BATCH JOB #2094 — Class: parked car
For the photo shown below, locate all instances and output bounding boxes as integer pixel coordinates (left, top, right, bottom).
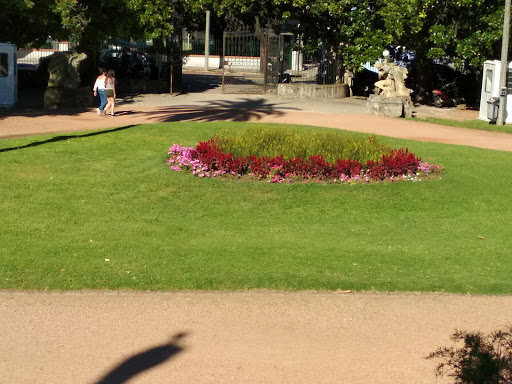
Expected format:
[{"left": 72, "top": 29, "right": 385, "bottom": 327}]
[{"left": 100, "top": 49, "right": 156, "bottom": 79}]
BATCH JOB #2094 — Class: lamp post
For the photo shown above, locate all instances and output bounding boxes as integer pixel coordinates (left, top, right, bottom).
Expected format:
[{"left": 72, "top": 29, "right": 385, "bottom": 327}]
[{"left": 497, "top": 0, "right": 511, "bottom": 126}]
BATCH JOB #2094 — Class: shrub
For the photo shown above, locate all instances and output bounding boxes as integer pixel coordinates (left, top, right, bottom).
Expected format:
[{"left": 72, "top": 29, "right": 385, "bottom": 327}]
[
  {"left": 214, "top": 126, "right": 388, "bottom": 164},
  {"left": 193, "top": 139, "right": 248, "bottom": 175},
  {"left": 427, "top": 326, "right": 512, "bottom": 384},
  {"left": 366, "top": 149, "right": 420, "bottom": 180}
]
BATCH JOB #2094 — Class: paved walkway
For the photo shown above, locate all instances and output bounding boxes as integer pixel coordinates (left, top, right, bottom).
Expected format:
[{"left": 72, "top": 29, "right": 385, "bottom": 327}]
[
  {"left": 2, "top": 291, "right": 512, "bottom": 384},
  {"left": 2, "top": 87, "right": 512, "bottom": 383},
  {"left": 2, "top": 91, "right": 512, "bottom": 151}
]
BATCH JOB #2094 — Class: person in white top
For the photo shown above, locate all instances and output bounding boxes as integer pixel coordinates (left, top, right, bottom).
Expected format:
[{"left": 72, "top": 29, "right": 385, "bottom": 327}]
[
  {"left": 104, "top": 69, "right": 117, "bottom": 117},
  {"left": 93, "top": 68, "right": 107, "bottom": 116}
]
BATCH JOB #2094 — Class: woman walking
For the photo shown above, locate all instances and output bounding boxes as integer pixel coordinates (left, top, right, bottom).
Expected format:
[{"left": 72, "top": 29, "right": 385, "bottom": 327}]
[
  {"left": 104, "top": 69, "right": 117, "bottom": 117},
  {"left": 93, "top": 68, "right": 107, "bottom": 116}
]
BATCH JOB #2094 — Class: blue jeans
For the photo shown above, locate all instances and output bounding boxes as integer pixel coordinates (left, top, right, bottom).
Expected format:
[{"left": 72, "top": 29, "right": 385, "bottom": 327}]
[{"left": 98, "top": 89, "right": 107, "bottom": 111}]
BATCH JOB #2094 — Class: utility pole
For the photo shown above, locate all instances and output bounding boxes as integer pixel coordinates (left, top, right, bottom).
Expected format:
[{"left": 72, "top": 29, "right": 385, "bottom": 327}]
[
  {"left": 205, "top": 10, "right": 210, "bottom": 71},
  {"left": 497, "top": 0, "right": 511, "bottom": 125}
]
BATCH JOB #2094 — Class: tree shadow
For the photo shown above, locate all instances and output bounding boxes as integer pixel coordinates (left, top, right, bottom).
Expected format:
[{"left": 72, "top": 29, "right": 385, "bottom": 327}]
[
  {"left": 181, "top": 72, "right": 223, "bottom": 94},
  {"left": 1, "top": 97, "right": 301, "bottom": 141},
  {"left": 0, "top": 125, "right": 137, "bottom": 153},
  {"left": 0, "top": 87, "right": 93, "bottom": 120},
  {"left": 125, "top": 97, "right": 300, "bottom": 124},
  {"left": 93, "top": 332, "right": 187, "bottom": 384},
  {"left": 0, "top": 105, "right": 92, "bottom": 120},
  {"left": 1, "top": 72, "right": 222, "bottom": 118}
]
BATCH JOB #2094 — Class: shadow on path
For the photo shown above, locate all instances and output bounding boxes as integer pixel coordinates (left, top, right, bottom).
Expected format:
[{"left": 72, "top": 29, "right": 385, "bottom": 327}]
[
  {"left": 181, "top": 72, "right": 223, "bottom": 94},
  {"left": 120, "top": 98, "right": 300, "bottom": 124},
  {"left": 93, "top": 332, "right": 187, "bottom": 384}
]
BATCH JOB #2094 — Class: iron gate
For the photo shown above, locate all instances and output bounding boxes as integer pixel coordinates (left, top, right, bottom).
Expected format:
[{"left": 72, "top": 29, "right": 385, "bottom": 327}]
[
  {"left": 264, "top": 34, "right": 280, "bottom": 93},
  {"left": 168, "top": 32, "right": 182, "bottom": 94},
  {"left": 222, "top": 28, "right": 279, "bottom": 94}
]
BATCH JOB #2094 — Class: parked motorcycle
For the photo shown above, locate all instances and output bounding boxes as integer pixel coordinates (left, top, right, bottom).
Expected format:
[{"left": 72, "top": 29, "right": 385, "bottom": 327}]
[{"left": 432, "top": 89, "right": 456, "bottom": 108}]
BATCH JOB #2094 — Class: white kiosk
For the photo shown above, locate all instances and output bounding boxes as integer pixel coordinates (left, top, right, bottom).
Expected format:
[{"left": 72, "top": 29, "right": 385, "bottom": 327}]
[
  {"left": 479, "top": 60, "right": 512, "bottom": 123},
  {"left": 0, "top": 43, "right": 17, "bottom": 107}
]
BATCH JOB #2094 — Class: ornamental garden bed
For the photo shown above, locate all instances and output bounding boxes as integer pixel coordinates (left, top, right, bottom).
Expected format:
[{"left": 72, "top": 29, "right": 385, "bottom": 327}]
[{"left": 168, "top": 126, "right": 443, "bottom": 184}]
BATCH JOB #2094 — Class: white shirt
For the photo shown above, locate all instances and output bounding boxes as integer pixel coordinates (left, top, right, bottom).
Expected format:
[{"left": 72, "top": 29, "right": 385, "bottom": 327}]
[{"left": 93, "top": 77, "right": 106, "bottom": 91}]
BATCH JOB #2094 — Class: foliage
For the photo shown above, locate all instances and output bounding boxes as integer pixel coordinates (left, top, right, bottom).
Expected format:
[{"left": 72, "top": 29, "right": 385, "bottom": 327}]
[
  {"left": 213, "top": 126, "right": 387, "bottom": 164},
  {"left": 427, "top": 326, "right": 512, "bottom": 383},
  {"left": 378, "top": 0, "right": 504, "bottom": 73},
  {"left": 375, "top": 0, "right": 504, "bottom": 102},
  {"left": 55, "top": 0, "right": 150, "bottom": 49},
  {"left": 0, "top": 0, "right": 65, "bottom": 47},
  {"left": 0, "top": 0, "right": 182, "bottom": 49},
  {"left": 201, "top": 0, "right": 505, "bottom": 103},
  {"left": 3, "top": 0, "right": 506, "bottom": 101}
]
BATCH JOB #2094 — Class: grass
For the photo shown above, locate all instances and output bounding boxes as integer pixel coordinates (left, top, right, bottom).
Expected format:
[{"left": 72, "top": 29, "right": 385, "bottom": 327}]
[
  {"left": 411, "top": 117, "right": 512, "bottom": 134},
  {"left": 1, "top": 122, "right": 511, "bottom": 294}
]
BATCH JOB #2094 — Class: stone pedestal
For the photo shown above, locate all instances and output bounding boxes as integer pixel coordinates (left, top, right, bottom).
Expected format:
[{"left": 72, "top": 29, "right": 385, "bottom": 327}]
[
  {"left": 44, "top": 86, "right": 93, "bottom": 109},
  {"left": 366, "top": 94, "right": 412, "bottom": 118}
]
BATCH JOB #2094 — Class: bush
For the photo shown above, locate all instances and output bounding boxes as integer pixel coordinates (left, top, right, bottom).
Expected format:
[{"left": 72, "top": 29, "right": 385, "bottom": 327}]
[
  {"left": 213, "top": 126, "right": 387, "bottom": 164},
  {"left": 427, "top": 326, "right": 512, "bottom": 384}
]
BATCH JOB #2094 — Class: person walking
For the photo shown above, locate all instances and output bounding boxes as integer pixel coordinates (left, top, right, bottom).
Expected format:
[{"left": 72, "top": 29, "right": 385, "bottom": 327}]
[
  {"left": 93, "top": 68, "right": 107, "bottom": 116},
  {"left": 104, "top": 69, "right": 117, "bottom": 117}
]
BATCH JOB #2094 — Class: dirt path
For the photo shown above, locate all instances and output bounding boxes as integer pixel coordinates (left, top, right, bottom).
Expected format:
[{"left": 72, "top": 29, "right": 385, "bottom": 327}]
[
  {"left": 1, "top": 93, "right": 512, "bottom": 383},
  {"left": 1, "top": 291, "right": 512, "bottom": 384},
  {"left": 1, "top": 93, "right": 511, "bottom": 151}
]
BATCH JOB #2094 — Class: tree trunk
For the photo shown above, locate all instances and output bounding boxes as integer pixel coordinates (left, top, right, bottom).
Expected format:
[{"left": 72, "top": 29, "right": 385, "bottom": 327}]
[{"left": 410, "top": 55, "right": 433, "bottom": 104}]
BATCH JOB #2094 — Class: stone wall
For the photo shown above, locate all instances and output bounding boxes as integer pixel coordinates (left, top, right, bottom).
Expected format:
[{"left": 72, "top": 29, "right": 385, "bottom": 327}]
[{"left": 277, "top": 83, "right": 350, "bottom": 99}]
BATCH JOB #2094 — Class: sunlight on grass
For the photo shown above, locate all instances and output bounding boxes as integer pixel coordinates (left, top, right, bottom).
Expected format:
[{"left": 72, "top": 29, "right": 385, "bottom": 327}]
[
  {"left": 410, "top": 117, "right": 512, "bottom": 134},
  {"left": 1, "top": 122, "right": 511, "bottom": 294}
]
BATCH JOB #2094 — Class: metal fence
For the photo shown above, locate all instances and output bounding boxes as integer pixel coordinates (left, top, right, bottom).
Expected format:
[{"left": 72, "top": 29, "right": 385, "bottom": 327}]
[
  {"left": 222, "top": 30, "right": 267, "bottom": 94},
  {"left": 15, "top": 38, "right": 181, "bottom": 93},
  {"left": 99, "top": 37, "right": 182, "bottom": 93},
  {"left": 182, "top": 39, "right": 223, "bottom": 56},
  {"left": 283, "top": 48, "right": 343, "bottom": 85},
  {"left": 16, "top": 41, "right": 71, "bottom": 71},
  {"left": 100, "top": 40, "right": 169, "bottom": 81}
]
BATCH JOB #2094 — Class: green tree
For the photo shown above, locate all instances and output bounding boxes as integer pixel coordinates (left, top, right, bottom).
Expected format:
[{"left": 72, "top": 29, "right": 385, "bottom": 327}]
[
  {"left": 203, "top": 0, "right": 506, "bottom": 104},
  {"left": 0, "top": 0, "right": 65, "bottom": 46},
  {"left": 376, "top": 0, "right": 505, "bottom": 102}
]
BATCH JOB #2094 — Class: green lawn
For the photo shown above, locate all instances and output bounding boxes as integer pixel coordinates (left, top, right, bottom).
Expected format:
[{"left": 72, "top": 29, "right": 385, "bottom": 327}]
[
  {"left": 1, "top": 122, "right": 511, "bottom": 294},
  {"left": 411, "top": 117, "right": 512, "bottom": 134}
]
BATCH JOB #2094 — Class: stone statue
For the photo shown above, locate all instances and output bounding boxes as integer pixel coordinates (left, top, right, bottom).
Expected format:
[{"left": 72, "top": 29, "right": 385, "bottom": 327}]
[
  {"left": 343, "top": 70, "right": 354, "bottom": 97},
  {"left": 366, "top": 60, "right": 412, "bottom": 118},
  {"left": 44, "top": 51, "right": 93, "bottom": 109},
  {"left": 374, "top": 61, "right": 411, "bottom": 97},
  {"left": 47, "top": 52, "right": 87, "bottom": 88}
]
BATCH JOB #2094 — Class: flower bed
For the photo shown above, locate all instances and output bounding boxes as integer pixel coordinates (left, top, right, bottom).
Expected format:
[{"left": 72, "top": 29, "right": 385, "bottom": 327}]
[{"left": 168, "top": 137, "right": 443, "bottom": 184}]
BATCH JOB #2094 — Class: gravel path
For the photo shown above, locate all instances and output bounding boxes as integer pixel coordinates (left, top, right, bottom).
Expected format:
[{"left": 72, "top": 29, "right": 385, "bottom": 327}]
[{"left": 2, "top": 291, "right": 512, "bottom": 384}]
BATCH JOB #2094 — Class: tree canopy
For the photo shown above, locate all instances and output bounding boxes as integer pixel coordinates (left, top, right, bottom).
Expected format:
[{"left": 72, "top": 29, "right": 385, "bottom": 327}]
[
  {"left": 0, "top": 0, "right": 507, "bottom": 103},
  {"left": 2, "top": 0, "right": 505, "bottom": 70},
  {"left": 0, "top": 0, "right": 65, "bottom": 47}
]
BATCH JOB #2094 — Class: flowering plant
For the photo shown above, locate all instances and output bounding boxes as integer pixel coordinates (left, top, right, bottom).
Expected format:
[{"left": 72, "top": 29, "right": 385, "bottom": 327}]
[{"left": 168, "top": 138, "right": 443, "bottom": 184}]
